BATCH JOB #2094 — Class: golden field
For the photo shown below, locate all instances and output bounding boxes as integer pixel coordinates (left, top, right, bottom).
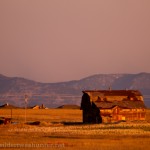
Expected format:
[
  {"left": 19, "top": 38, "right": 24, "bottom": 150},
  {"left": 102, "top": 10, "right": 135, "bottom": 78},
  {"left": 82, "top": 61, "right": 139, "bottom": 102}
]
[{"left": 0, "top": 108, "right": 150, "bottom": 150}]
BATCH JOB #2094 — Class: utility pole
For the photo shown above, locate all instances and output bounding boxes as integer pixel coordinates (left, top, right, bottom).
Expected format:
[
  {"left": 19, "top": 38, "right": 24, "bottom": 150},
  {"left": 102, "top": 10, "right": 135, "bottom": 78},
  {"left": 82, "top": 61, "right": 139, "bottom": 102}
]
[
  {"left": 24, "top": 94, "right": 28, "bottom": 123},
  {"left": 11, "top": 109, "right": 12, "bottom": 120}
]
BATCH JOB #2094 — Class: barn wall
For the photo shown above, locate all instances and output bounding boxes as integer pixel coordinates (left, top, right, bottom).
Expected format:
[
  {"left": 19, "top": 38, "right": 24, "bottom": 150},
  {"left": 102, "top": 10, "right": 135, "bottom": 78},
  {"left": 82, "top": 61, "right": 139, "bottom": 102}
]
[
  {"left": 100, "top": 107, "right": 146, "bottom": 123},
  {"left": 81, "top": 93, "right": 102, "bottom": 123}
]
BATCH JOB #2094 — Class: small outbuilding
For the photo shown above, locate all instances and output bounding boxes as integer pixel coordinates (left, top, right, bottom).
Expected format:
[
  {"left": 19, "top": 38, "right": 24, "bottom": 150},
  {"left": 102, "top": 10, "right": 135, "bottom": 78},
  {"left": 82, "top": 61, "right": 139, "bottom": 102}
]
[
  {"left": 81, "top": 90, "right": 146, "bottom": 123},
  {"left": 31, "top": 104, "right": 47, "bottom": 109}
]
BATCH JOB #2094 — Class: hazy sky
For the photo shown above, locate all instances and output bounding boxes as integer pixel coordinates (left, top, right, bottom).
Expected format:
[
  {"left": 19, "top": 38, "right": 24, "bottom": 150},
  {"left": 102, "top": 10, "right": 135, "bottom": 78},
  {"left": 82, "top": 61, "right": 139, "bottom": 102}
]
[{"left": 0, "top": 0, "right": 150, "bottom": 83}]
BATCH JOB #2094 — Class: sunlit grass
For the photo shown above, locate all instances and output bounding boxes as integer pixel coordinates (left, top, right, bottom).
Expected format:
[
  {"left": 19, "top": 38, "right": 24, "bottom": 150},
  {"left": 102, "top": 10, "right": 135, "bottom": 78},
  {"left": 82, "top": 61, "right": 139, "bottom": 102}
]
[
  {"left": 0, "top": 108, "right": 82, "bottom": 123},
  {"left": 0, "top": 109, "right": 150, "bottom": 150}
]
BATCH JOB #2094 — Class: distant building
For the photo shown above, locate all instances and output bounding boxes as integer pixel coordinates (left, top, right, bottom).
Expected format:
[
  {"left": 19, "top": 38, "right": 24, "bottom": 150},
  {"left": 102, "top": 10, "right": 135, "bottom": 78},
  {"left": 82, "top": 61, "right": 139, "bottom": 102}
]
[
  {"left": 31, "top": 104, "right": 48, "bottom": 109},
  {"left": 31, "top": 105, "right": 41, "bottom": 109},
  {"left": 81, "top": 90, "right": 146, "bottom": 123},
  {"left": 57, "top": 105, "right": 80, "bottom": 109},
  {"left": 0, "top": 103, "right": 18, "bottom": 109}
]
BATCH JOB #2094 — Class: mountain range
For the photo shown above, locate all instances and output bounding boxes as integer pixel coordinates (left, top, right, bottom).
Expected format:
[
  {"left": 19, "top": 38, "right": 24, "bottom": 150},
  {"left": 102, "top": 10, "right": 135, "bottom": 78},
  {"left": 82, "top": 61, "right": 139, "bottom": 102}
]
[{"left": 0, "top": 73, "right": 150, "bottom": 108}]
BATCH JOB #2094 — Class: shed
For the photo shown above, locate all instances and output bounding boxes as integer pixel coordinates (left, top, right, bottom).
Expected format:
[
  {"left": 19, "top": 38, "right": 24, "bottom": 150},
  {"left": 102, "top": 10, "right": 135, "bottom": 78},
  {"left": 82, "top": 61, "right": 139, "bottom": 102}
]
[{"left": 31, "top": 104, "right": 47, "bottom": 109}]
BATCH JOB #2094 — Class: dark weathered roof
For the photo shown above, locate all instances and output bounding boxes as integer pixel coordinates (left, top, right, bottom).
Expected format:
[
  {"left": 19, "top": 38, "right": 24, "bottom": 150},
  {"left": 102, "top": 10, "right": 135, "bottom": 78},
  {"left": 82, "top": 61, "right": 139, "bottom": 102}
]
[
  {"left": 83, "top": 90, "right": 142, "bottom": 96},
  {"left": 82, "top": 90, "right": 146, "bottom": 109},
  {"left": 57, "top": 105, "right": 80, "bottom": 109}
]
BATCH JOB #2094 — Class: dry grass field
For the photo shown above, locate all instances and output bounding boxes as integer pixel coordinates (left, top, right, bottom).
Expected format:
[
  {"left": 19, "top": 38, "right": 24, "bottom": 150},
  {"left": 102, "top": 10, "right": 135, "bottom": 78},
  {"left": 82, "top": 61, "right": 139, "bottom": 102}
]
[{"left": 0, "top": 108, "right": 150, "bottom": 150}]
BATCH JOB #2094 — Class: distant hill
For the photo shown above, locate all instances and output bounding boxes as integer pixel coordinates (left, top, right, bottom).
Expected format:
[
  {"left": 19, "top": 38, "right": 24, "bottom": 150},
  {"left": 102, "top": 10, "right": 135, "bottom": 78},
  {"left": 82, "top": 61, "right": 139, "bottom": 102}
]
[{"left": 0, "top": 73, "right": 150, "bottom": 108}]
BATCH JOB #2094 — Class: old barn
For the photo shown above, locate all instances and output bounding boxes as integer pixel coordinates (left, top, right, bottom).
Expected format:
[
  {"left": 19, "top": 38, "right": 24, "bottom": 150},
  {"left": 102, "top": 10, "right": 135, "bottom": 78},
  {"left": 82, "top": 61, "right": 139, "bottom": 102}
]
[{"left": 81, "top": 90, "right": 146, "bottom": 123}]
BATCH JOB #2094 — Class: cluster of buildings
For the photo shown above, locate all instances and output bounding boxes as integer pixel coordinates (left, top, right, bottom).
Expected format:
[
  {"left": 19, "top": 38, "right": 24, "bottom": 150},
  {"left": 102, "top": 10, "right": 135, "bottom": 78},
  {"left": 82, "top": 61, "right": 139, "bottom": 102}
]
[
  {"left": 0, "top": 103, "right": 48, "bottom": 109},
  {"left": 0, "top": 89, "right": 147, "bottom": 124}
]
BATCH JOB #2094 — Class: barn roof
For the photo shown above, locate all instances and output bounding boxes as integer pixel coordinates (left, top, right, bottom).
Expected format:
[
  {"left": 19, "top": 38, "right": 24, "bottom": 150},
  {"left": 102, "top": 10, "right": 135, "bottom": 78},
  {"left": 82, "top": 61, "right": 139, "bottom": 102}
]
[
  {"left": 82, "top": 90, "right": 146, "bottom": 109},
  {"left": 83, "top": 90, "right": 142, "bottom": 97}
]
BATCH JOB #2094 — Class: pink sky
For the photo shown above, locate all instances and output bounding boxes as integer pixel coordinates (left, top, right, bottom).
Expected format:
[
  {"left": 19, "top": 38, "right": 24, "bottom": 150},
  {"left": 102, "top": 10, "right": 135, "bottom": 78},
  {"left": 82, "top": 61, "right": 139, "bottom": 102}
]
[{"left": 0, "top": 0, "right": 150, "bottom": 82}]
